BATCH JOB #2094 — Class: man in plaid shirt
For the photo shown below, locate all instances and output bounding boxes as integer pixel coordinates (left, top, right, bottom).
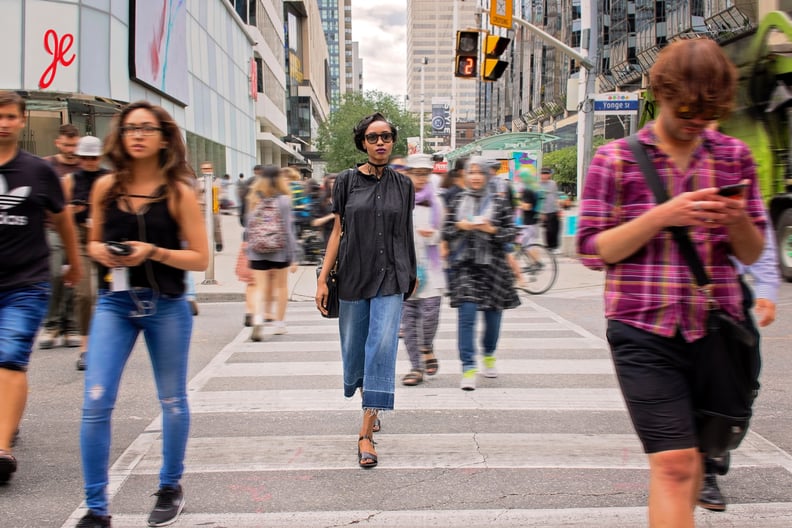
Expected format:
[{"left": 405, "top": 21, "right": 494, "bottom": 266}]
[{"left": 577, "top": 39, "right": 766, "bottom": 527}]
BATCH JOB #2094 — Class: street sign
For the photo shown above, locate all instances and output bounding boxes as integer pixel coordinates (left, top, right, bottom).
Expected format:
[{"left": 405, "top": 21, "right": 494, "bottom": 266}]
[
  {"left": 593, "top": 92, "right": 639, "bottom": 115},
  {"left": 490, "top": 0, "right": 513, "bottom": 29}
]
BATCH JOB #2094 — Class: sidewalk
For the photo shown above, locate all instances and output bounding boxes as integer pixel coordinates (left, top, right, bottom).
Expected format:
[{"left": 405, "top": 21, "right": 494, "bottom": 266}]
[{"left": 194, "top": 214, "right": 606, "bottom": 303}]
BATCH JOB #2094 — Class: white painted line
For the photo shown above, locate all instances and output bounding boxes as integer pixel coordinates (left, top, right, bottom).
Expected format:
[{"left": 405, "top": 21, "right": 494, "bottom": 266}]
[
  {"left": 188, "top": 388, "right": 627, "bottom": 413},
  {"left": 230, "top": 336, "right": 607, "bottom": 352},
  {"left": 102, "top": 503, "right": 792, "bottom": 528},
  {"left": 211, "top": 358, "right": 616, "bottom": 377}
]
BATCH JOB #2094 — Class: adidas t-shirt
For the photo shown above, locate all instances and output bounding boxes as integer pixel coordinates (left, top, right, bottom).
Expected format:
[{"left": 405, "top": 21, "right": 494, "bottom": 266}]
[{"left": 0, "top": 150, "right": 65, "bottom": 291}]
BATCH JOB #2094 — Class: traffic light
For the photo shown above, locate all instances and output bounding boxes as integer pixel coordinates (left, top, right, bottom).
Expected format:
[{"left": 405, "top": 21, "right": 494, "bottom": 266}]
[
  {"left": 482, "top": 33, "right": 510, "bottom": 81},
  {"left": 455, "top": 30, "right": 479, "bottom": 79}
]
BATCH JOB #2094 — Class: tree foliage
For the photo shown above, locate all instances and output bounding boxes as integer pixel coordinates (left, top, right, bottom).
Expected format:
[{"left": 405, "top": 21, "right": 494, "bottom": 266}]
[
  {"left": 542, "top": 137, "right": 608, "bottom": 195},
  {"left": 316, "top": 90, "right": 420, "bottom": 172}
]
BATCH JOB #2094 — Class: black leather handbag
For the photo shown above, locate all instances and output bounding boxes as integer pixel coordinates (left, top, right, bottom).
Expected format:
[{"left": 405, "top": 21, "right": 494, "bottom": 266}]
[
  {"left": 628, "top": 135, "right": 760, "bottom": 458},
  {"left": 316, "top": 263, "right": 339, "bottom": 319}
]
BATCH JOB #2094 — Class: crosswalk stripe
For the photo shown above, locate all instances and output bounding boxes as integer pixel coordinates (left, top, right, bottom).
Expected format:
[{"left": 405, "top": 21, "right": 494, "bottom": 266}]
[
  {"left": 130, "top": 432, "right": 792, "bottom": 474},
  {"left": 212, "top": 358, "right": 616, "bottom": 377},
  {"left": 102, "top": 503, "right": 792, "bottom": 528},
  {"left": 188, "top": 388, "right": 627, "bottom": 413}
]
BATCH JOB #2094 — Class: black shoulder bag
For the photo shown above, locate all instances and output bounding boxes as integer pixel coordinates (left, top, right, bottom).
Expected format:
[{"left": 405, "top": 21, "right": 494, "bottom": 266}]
[
  {"left": 315, "top": 168, "right": 354, "bottom": 318},
  {"left": 627, "top": 135, "right": 760, "bottom": 458}
]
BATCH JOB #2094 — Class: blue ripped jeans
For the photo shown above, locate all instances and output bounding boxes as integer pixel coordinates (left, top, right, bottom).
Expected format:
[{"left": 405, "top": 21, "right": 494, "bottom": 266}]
[
  {"left": 339, "top": 293, "right": 403, "bottom": 410},
  {"left": 80, "top": 289, "right": 192, "bottom": 516}
]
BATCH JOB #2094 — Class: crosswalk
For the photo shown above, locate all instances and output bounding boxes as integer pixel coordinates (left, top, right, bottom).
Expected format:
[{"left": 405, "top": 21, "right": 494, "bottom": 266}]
[{"left": 62, "top": 298, "right": 792, "bottom": 527}]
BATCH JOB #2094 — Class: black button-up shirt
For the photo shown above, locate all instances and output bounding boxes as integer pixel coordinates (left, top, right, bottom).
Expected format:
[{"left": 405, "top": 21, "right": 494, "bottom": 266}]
[{"left": 333, "top": 165, "right": 416, "bottom": 300}]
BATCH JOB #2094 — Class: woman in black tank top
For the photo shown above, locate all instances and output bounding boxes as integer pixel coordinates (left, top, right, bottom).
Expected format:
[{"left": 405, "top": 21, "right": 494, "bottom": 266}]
[{"left": 76, "top": 101, "right": 208, "bottom": 528}]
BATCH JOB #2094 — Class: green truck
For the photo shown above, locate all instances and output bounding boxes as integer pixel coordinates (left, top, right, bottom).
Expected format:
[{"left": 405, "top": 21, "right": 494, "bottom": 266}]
[{"left": 641, "top": 11, "right": 792, "bottom": 281}]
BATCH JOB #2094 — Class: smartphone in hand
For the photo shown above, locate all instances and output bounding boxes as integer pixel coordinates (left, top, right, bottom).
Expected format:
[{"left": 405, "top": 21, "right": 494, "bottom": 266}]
[
  {"left": 717, "top": 183, "right": 748, "bottom": 197},
  {"left": 106, "top": 241, "right": 133, "bottom": 256}
]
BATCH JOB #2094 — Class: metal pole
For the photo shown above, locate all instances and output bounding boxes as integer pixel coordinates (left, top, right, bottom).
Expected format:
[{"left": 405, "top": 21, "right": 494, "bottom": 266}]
[
  {"left": 451, "top": 1, "right": 458, "bottom": 151},
  {"left": 420, "top": 57, "right": 427, "bottom": 153},
  {"left": 201, "top": 172, "right": 217, "bottom": 285},
  {"left": 576, "top": 2, "right": 598, "bottom": 200}
]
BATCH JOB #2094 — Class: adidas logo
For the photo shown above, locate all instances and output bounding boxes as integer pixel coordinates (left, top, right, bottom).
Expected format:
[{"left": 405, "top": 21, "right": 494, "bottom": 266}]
[{"left": 0, "top": 174, "right": 31, "bottom": 210}]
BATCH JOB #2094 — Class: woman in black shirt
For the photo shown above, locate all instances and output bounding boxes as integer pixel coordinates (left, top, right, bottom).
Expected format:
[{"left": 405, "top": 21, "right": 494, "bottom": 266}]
[
  {"left": 78, "top": 101, "right": 208, "bottom": 527},
  {"left": 316, "top": 113, "right": 416, "bottom": 468}
]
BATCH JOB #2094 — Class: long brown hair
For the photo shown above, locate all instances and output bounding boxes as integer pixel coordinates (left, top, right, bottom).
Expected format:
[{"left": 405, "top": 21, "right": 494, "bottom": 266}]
[{"left": 103, "top": 100, "right": 194, "bottom": 204}]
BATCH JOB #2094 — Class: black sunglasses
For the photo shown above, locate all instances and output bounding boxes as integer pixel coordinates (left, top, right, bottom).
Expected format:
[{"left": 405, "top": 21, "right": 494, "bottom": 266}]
[{"left": 364, "top": 132, "right": 394, "bottom": 144}]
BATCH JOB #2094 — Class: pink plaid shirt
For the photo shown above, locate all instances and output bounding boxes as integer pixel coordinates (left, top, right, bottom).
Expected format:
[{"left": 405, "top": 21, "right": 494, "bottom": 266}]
[{"left": 576, "top": 123, "right": 767, "bottom": 342}]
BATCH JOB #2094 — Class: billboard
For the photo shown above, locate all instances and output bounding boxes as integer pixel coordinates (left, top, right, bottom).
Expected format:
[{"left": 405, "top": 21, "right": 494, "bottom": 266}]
[{"left": 129, "top": 0, "right": 189, "bottom": 105}]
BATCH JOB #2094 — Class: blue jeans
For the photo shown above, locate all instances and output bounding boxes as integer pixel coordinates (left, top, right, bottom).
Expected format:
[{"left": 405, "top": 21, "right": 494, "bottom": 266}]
[
  {"left": 457, "top": 301, "right": 503, "bottom": 372},
  {"left": 0, "top": 283, "right": 50, "bottom": 371},
  {"left": 339, "top": 293, "right": 403, "bottom": 410},
  {"left": 80, "top": 289, "right": 192, "bottom": 516}
]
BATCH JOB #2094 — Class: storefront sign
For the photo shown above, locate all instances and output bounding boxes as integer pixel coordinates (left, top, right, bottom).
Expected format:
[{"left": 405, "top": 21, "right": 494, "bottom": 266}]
[{"left": 24, "top": 1, "right": 78, "bottom": 92}]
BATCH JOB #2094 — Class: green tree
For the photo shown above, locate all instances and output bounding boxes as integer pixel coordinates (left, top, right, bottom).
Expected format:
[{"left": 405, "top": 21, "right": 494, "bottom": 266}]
[
  {"left": 317, "top": 90, "right": 419, "bottom": 172},
  {"left": 542, "top": 138, "right": 608, "bottom": 195}
]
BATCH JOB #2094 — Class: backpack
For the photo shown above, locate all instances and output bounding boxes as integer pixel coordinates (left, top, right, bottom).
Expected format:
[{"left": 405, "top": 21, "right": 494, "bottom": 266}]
[{"left": 247, "top": 193, "right": 286, "bottom": 253}]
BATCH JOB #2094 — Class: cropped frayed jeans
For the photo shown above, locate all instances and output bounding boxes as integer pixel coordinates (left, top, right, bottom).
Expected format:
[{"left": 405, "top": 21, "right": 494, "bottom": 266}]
[
  {"left": 339, "top": 293, "right": 403, "bottom": 410},
  {"left": 80, "top": 289, "right": 192, "bottom": 516},
  {"left": 457, "top": 301, "right": 503, "bottom": 372}
]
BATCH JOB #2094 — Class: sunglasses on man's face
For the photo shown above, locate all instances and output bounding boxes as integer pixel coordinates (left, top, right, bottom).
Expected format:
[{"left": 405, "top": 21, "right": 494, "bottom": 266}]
[
  {"left": 364, "top": 132, "right": 394, "bottom": 144},
  {"left": 674, "top": 103, "right": 722, "bottom": 121}
]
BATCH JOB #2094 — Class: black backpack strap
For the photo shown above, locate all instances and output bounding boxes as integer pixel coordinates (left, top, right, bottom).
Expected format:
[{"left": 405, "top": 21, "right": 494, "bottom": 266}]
[{"left": 625, "top": 135, "right": 712, "bottom": 290}]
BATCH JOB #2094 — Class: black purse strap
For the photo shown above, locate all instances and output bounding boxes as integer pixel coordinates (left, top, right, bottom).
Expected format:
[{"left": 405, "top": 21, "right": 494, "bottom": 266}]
[{"left": 626, "top": 135, "right": 715, "bottom": 301}]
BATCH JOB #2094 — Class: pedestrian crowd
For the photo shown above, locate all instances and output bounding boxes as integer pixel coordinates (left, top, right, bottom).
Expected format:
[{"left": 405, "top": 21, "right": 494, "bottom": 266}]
[{"left": 0, "top": 36, "right": 784, "bottom": 528}]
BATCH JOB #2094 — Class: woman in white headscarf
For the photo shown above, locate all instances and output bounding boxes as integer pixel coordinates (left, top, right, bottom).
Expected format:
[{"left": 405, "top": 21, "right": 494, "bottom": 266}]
[{"left": 443, "top": 156, "right": 520, "bottom": 391}]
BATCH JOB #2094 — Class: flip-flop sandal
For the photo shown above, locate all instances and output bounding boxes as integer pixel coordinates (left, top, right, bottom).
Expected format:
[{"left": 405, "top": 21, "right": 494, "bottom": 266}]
[
  {"left": 421, "top": 350, "right": 439, "bottom": 376},
  {"left": 372, "top": 418, "right": 381, "bottom": 433},
  {"left": 402, "top": 369, "right": 424, "bottom": 386}
]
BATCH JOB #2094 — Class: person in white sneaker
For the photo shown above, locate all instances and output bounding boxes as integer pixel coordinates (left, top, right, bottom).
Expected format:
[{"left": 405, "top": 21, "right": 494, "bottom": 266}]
[
  {"left": 244, "top": 165, "right": 298, "bottom": 341},
  {"left": 443, "top": 156, "right": 520, "bottom": 390}
]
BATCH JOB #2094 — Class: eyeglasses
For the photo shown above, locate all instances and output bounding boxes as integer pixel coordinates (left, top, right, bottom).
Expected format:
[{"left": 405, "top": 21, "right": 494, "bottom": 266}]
[
  {"left": 674, "top": 103, "right": 722, "bottom": 121},
  {"left": 121, "top": 125, "right": 162, "bottom": 137},
  {"left": 364, "top": 132, "right": 394, "bottom": 144},
  {"left": 80, "top": 156, "right": 99, "bottom": 161}
]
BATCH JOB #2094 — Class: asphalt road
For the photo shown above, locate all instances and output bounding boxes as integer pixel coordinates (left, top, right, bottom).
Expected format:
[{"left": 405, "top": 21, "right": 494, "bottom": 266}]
[{"left": 3, "top": 270, "right": 792, "bottom": 527}]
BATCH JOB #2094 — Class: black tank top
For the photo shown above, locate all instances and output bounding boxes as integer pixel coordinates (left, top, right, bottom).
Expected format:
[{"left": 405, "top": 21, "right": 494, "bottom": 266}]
[{"left": 100, "top": 187, "right": 184, "bottom": 295}]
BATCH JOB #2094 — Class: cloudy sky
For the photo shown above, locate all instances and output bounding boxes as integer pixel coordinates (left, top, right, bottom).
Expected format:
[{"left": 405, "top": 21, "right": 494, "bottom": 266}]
[{"left": 350, "top": 0, "right": 407, "bottom": 98}]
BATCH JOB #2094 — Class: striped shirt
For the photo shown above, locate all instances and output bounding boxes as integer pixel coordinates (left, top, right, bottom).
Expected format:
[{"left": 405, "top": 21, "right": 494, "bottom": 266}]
[{"left": 576, "top": 123, "right": 767, "bottom": 342}]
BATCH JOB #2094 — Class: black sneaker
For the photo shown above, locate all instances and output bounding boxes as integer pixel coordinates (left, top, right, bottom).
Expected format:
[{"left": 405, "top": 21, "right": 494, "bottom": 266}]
[
  {"left": 698, "top": 473, "right": 726, "bottom": 512},
  {"left": 147, "top": 484, "right": 185, "bottom": 526},
  {"left": 76, "top": 510, "right": 112, "bottom": 527}
]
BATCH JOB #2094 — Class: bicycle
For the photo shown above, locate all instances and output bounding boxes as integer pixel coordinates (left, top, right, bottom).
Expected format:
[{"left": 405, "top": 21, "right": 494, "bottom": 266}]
[{"left": 513, "top": 231, "right": 558, "bottom": 294}]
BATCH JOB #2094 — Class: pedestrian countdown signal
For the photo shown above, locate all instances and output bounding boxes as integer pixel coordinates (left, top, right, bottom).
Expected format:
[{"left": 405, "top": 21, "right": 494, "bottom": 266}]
[{"left": 455, "top": 30, "right": 479, "bottom": 79}]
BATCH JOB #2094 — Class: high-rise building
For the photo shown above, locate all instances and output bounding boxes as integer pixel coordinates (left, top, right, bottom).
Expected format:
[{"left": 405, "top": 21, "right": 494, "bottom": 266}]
[
  {"left": 406, "top": 0, "right": 478, "bottom": 150},
  {"left": 318, "top": 0, "right": 354, "bottom": 112}
]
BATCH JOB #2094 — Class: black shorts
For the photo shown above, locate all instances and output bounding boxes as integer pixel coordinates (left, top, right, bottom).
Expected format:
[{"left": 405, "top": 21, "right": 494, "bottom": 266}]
[
  {"left": 607, "top": 320, "right": 702, "bottom": 454},
  {"left": 249, "top": 259, "right": 289, "bottom": 271}
]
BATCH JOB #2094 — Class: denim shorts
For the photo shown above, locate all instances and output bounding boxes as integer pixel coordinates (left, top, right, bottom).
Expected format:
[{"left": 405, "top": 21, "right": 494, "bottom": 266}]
[{"left": 0, "top": 282, "right": 51, "bottom": 371}]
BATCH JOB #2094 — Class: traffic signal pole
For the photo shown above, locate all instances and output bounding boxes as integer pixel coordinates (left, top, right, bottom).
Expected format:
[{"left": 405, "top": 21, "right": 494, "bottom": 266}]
[{"left": 451, "top": 0, "right": 458, "bottom": 150}]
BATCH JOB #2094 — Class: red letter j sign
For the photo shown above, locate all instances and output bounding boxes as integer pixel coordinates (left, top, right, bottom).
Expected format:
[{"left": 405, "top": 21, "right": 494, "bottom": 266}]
[{"left": 39, "top": 29, "right": 76, "bottom": 89}]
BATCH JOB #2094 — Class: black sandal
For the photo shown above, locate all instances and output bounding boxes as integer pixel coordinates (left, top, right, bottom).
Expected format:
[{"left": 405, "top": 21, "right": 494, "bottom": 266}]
[
  {"left": 372, "top": 418, "right": 381, "bottom": 433},
  {"left": 402, "top": 369, "right": 424, "bottom": 386},
  {"left": 421, "top": 349, "right": 439, "bottom": 376},
  {"left": 357, "top": 435, "right": 378, "bottom": 468}
]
